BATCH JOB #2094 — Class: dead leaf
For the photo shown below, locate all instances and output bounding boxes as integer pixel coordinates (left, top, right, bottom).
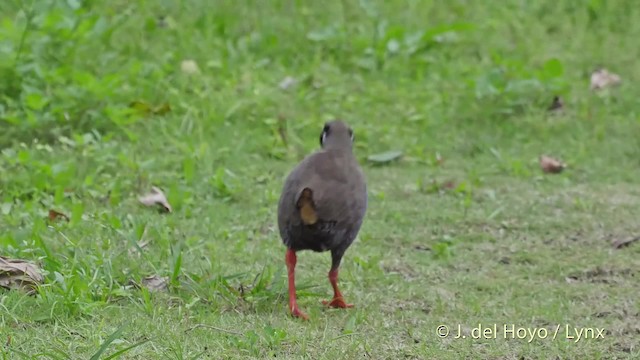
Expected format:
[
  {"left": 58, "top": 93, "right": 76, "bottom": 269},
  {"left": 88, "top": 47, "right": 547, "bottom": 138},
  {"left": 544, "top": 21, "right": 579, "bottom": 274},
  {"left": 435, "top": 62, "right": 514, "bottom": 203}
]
[
  {"left": 442, "top": 180, "right": 456, "bottom": 189},
  {"left": 565, "top": 276, "right": 578, "bottom": 284},
  {"left": 367, "top": 150, "right": 403, "bottom": 164},
  {"left": 539, "top": 155, "right": 566, "bottom": 174},
  {"left": 181, "top": 59, "right": 200, "bottom": 75},
  {"left": 1, "top": 202, "right": 12, "bottom": 215},
  {"left": 590, "top": 68, "right": 621, "bottom": 91},
  {"left": 141, "top": 275, "right": 168, "bottom": 292},
  {"left": 612, "top": 236, "right": 640, "bottom": 249},
  {"left": 421, "top": 179, "right": 456, "bottom": 194},
  {"left": 129, "top": 100, "right": 171, "bottom": 116},
  {"left": 278, "top": 76, "right": 298, "bottom": 90},
  {"left": 548, "top": 96, "right": 564, "bottom": 112},
  {"left": 0, "top": 256, "right": 44, "bottom": 295},
  {"left": 48, "top": 209, "right": 69, "bottom": 222},
  {"left": 139, "top": 186, "right": 172, "bottom": 213}
]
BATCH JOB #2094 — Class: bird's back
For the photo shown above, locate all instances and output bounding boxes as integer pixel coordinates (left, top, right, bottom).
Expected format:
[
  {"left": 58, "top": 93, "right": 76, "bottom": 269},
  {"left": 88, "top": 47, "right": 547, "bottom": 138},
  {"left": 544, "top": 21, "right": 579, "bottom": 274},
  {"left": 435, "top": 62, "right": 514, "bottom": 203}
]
[{"left": 277, "top": 149, "right": 367, "bottom": 252}]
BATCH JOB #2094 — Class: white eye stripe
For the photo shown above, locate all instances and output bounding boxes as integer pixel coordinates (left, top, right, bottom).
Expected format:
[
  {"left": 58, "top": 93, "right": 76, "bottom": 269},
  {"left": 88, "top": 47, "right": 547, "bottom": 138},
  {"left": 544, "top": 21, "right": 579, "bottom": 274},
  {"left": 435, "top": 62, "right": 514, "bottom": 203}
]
[{"left": 321, "top": 132, "right": 327, "bottom": 144}]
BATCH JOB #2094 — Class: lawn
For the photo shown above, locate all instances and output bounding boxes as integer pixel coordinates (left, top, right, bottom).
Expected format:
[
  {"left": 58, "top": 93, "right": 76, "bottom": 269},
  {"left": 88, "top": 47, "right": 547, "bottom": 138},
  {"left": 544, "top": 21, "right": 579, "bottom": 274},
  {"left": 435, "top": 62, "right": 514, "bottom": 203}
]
[{"left": 0, "top": 0, "right": 639, "bottom": 359}]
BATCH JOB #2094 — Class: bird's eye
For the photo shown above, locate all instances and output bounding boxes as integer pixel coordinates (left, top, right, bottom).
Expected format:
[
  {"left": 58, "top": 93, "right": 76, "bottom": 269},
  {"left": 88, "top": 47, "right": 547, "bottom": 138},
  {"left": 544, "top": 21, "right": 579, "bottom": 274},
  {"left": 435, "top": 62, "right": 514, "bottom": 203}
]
[{"left": 320, "top": 124, "right": 330, "bottom": 146}]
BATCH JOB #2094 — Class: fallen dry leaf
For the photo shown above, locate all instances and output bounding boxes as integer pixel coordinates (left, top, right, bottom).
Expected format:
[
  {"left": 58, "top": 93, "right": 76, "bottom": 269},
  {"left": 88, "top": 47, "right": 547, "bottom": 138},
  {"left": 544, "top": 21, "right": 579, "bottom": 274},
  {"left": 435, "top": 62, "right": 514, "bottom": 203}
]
[
  {"left": 139, "top": 186, "right": 172, "bottom": 213},
  {"left": 129, "top": 100, "right": 171, "bottom": 116},
  {"left": 48, "top": 209, "right": 69, "bottom": 222},
  {"left": 548, "top": 96, "right": 564, "bottom": 112},
  {"left": 539, "top": 155, "right": 566, "bottom": 174},
  {"left": 278, "top": 76, "right": 298, "bottom": 90},
  {"left": 590, "top": 68, "right": 621, "bottom": 91},
  {"left": 181, "top": 59, "right": 200, "bottom": 74},
  {"left": 141, "top": 275, "right": 169, "bottom": 292},
  {"left": 367, "top": 150, "right": 403, "bottom": 164},
  {"left": 442, "top": 180, "right": 456, "bottom": 189},
  {"left": 421, "top": 179, "right": 456, "bottom": 194},
  {"left": 565, "top": 276, "right": 578, "bottom": 284},
  {"left": 612, "top": 236, "right": 640, "bottom": 249},
  {"left": 413, "top": 244, "right": 431, "bottom": 251},
  {"left": 0, "top": 256, "right": 44, "bottom": 295}
]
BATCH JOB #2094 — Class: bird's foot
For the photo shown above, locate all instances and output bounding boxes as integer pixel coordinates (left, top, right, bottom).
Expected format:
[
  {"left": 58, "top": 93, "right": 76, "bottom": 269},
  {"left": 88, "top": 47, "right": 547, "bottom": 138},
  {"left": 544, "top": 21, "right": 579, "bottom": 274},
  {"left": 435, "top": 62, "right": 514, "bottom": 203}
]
[
  {"left": 322, "top": 297, "right": 353, "bottom": 309},
  {"left": 291, "top": 307, "right": 309, "bottom": 320}
]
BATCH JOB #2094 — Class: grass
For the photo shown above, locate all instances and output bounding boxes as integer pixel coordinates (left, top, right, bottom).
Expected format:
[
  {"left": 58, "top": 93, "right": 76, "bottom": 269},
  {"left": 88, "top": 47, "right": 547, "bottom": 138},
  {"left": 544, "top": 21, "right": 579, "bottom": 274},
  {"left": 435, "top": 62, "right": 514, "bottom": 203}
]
[{"left": 1, "top": 0, "right": 639, "bottom": 358}]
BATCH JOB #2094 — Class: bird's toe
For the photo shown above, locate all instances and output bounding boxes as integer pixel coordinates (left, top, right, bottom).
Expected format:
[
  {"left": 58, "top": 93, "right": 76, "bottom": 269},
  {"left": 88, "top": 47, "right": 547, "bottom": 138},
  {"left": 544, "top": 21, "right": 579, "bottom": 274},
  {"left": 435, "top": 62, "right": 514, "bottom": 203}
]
[
  {"left": 291, "top": 307, "right": 309, "bottom": 320},
  {"left": 322, "top": 297, "right": 354, "bottom": 309}
]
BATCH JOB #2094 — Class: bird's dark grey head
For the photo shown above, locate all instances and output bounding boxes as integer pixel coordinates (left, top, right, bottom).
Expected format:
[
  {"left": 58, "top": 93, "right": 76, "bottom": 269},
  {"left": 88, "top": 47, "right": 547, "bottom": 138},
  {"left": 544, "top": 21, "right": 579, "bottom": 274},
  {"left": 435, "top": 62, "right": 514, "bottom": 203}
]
[{"left": 319, "top": 120, "right": 354, "bottom": 150}]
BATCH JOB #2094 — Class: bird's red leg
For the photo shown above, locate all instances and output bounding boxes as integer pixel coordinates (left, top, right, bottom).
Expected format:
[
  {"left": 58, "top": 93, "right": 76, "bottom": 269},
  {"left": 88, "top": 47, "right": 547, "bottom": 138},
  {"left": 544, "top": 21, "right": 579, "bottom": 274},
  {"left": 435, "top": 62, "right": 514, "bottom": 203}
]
[
  {"left": 322, "top": 269, "right": 353, "bottom": 308},
  {"left": 286, "top": 249, "right": 309, "bottom": 320}
]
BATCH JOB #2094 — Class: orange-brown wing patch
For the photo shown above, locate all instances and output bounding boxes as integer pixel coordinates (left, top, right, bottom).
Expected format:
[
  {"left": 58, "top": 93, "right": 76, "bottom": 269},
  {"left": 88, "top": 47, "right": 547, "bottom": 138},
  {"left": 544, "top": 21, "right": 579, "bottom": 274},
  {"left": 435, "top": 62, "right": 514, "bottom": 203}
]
[{"left": 296, "top": 188, "right": 318, "bottom": 225}]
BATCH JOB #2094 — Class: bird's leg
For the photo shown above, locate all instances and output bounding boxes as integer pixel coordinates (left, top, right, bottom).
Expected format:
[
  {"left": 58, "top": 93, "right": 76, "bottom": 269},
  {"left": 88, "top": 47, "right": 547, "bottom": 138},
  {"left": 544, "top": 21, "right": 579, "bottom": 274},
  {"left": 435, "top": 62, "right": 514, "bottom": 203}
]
[
  {"left": 285, "top": 249, "right": 308, "bottom": 320},
  {"left": 322, "top": 249, "right": 353, "bottom": 309}
]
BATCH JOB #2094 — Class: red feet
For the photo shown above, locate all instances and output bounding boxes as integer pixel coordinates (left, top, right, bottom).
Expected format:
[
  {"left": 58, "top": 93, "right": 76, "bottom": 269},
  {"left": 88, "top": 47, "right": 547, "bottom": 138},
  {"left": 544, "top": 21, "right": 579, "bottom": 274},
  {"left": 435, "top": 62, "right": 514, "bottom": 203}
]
[
  {"left": 322, "top": 269, "right": 353, "bottom": 309},
  {"left": 322, "top": 297, "right": 354, "bottom": 308},
  {"left": 286, "top": 249, "right": 309, "bottom": 320},
  {"left": 286, "top": 250, "right": 355, "bottom": 318},
  {"left": 291, "top": 306, "right": 309, "bottom": 320}
]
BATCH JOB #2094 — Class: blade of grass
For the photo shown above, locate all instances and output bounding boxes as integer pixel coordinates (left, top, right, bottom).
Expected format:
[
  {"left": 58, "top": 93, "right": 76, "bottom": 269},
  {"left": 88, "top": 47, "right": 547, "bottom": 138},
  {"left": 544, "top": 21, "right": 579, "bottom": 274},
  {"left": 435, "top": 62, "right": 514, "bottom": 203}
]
[
  {"left": 89, "top": 323, "right": 127, "bottom": 360},
  {"left": 102, "top": 338, "right": 151, "bottom": 360},
  {"left": 171, "top": 242, "right": 183, "bottom": 287}
]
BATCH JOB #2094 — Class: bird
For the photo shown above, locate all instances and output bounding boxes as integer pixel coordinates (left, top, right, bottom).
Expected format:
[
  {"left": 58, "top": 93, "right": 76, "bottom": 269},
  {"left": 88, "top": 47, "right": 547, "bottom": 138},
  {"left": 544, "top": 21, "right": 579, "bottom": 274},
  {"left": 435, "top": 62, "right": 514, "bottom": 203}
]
[{"left": 277, "top": 120, "right": 368, "bottom": 320}]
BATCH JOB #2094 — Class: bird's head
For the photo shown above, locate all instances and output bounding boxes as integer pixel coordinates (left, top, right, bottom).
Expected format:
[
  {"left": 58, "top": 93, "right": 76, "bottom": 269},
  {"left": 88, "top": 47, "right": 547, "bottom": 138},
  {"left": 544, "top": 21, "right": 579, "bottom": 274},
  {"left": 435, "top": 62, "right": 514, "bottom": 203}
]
[{"left": 319, "top": 120, "right": 354, "bottom": 151}]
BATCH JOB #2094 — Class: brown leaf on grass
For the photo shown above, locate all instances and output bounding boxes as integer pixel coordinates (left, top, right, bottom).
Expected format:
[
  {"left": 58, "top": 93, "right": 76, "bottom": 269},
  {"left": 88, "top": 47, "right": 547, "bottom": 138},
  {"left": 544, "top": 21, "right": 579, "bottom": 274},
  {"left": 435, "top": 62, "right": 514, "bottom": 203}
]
[
  {"left": 0, "top": 256, "right": 44, "bottom": 295},
  {"left": 442, "top": 180, "right": 456, "bottom": 189},
  {"left": 48, "top": 209, "right": 69, "bottom": 222},
  {"left": 590, "top": 68, "right": 621, "bottom": 91},
  {"left": 539, "top": 155, "right": 566, "bottom": 174},
  {"left": 548, "top": 96, "right": 564, "bottom": 112},
  {"left": 612, "top": 236, "right": 640, "bottom": 249},
  {"left": 421, "top": 179, "right": 456, "bottom": 194},
  {"left": 565, "top": 276, "right": 578, "bottom": 284},
  {"left": 139, "top": 186, "right": 172, "bottom": 213},
  {"left": 141, "top": 275, "right": 169, "bottom": 292}
]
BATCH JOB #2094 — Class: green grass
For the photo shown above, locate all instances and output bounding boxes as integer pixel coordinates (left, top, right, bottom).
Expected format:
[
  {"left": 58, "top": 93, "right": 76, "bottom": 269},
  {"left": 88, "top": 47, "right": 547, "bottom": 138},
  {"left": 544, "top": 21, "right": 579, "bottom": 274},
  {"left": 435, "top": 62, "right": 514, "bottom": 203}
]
[{"left": 1, "top": 0, "right": 639, "bottom": 358}]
